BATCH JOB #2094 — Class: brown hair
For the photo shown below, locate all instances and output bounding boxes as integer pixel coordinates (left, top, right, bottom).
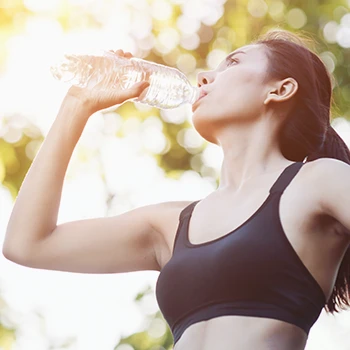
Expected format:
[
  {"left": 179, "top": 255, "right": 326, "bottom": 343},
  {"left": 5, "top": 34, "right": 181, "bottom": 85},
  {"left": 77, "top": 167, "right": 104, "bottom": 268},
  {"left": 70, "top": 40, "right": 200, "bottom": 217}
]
[{"left": 252, "top": 29, "right": 350, "bottom": 313}]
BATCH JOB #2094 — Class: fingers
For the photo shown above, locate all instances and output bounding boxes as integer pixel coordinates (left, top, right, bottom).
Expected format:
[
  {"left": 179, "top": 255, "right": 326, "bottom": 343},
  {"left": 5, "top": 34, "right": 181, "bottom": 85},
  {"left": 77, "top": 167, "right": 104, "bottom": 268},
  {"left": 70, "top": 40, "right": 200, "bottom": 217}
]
[
  {"left": 114, "top": 49, "right": 124, "bottom": 55},
  {"left": 129, "top": 81, "right": 150, "bottom": 95},
  {"left": 120, "top": 81, "right": 150, "bottom": 100},
  {"left": 131, "top": 81, "right": 150, "bottom": 90},
  {"left": 108, "top": 49, "right": 133, "bottom": 59}
]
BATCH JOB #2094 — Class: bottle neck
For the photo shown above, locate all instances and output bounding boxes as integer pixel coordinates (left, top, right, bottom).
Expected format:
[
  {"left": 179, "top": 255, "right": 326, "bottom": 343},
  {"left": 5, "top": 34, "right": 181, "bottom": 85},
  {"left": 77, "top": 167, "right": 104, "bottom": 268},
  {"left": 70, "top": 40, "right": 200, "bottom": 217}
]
[{"left": 188, "top": 86, "right": 200, "bottom": 104}]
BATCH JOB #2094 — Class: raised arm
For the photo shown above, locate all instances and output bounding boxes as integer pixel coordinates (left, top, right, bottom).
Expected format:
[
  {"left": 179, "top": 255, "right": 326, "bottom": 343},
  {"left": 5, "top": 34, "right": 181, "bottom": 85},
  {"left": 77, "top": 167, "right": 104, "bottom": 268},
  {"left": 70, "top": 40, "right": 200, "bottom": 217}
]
[{"left": 2, "top": 50, "right": 165, "bottom": 273}]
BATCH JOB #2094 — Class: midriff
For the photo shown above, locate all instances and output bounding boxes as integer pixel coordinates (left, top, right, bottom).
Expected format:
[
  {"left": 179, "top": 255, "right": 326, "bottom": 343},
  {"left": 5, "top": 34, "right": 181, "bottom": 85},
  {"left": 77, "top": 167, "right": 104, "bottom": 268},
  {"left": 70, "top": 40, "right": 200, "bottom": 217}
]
[{"left": 173, "top": 315, "right": 308, "bottom": 350}]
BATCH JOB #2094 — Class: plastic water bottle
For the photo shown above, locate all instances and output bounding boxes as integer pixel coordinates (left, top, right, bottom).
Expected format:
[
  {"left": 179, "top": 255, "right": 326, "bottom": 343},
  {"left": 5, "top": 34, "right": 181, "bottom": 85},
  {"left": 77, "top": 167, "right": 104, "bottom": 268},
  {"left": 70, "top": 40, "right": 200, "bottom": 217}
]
[{"left": 50, "top": 50, "right": 199, "bottom": 109}]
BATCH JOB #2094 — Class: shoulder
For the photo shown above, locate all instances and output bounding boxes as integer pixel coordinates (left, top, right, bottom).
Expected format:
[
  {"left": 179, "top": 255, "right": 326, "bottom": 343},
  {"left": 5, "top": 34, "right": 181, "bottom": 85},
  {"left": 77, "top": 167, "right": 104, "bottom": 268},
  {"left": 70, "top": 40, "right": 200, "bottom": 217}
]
[
  {"left": 147, "top": 200, "right": 197, "bottom": 267},
  {"left": 302, "top": 158, "right": 350, "bottom": 236},
  {"left": 303, "top": 157, "right": 349, "bottom": 172},
  {"left": 301, "top": 157, "right": 350, "bottom": 188},
  {"left": 148, "top": 200, "right": 195, "bottom": 234}
]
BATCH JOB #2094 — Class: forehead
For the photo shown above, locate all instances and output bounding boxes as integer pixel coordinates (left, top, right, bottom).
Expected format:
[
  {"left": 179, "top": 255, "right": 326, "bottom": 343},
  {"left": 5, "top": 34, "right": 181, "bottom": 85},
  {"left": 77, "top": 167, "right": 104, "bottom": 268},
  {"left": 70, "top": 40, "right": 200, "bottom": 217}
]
[{"left": 227, "top": 44, "right": 264, "bottom": 58}]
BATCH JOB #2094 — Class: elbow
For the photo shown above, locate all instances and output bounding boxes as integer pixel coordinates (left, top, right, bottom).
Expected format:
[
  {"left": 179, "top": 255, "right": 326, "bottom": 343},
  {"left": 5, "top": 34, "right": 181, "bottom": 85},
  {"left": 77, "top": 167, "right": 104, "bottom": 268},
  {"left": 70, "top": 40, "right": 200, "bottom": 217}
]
[
  {"left": 3, "top": 247, "right": 20, "bottom": 263},
  {"left": 2, "top": 244, "right": 31, "bottom": 266}
]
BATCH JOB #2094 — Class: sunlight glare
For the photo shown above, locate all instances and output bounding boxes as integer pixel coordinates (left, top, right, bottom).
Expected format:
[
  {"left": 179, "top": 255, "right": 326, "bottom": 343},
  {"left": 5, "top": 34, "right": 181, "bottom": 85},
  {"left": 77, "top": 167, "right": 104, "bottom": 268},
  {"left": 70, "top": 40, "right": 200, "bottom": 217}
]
[
  {"left": 23, "top": 0, "right": 61, "bottom": 13},
  {"left": 151, "top": 0, "right": 173, "bottom": 21}
]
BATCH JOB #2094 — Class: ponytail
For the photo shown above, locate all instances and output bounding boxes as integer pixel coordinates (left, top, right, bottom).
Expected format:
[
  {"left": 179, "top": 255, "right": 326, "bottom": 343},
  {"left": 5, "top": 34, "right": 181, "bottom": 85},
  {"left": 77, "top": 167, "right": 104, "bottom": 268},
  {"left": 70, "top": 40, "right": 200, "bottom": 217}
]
[
  {"left": 253, "top": 28, "right": 350, "bottom": 313},
  {"left": 307, "top": 125, "right": 350, "bottom": 164}
]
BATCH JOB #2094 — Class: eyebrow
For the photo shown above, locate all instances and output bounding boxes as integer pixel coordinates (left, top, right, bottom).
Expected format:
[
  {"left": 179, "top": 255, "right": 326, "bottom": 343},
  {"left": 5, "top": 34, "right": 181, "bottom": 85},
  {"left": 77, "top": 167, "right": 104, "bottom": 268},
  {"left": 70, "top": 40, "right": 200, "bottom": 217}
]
[{"left": 225, "top": 50, "right": 247, "bottom": 63}]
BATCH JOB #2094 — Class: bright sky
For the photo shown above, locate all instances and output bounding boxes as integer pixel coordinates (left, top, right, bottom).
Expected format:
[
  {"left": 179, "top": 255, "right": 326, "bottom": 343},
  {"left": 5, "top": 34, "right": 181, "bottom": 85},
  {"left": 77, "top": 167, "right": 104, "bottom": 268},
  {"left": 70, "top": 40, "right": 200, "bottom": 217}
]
[{"left": 1, "top": 1, "right": 350, "bottom": 349}]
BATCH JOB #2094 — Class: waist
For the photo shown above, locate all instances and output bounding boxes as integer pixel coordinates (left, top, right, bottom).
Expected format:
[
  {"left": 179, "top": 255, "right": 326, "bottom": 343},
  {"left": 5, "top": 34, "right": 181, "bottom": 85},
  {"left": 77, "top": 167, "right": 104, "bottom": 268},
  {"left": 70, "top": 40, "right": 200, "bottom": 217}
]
[
  {"left": 173, "top": 313, "right": 308, "bottom": 350},
  {"left": 171, "top": 301, "right": 315, "bottom": 345}
]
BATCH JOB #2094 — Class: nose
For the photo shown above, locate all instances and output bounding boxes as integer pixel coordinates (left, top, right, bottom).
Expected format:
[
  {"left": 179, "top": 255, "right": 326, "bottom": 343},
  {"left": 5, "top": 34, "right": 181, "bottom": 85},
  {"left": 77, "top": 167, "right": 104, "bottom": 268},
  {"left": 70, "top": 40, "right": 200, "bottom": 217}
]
[{"left": 197, "top": 70, "right": 215, "bottom": 87}]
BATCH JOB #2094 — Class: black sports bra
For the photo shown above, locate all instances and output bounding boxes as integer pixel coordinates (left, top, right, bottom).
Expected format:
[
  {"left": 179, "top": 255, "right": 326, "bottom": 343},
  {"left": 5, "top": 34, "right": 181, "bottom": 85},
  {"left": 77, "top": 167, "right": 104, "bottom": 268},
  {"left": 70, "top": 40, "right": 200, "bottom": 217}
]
[{"left": 155, "top": 162, "right": 326, "bottom": 345}]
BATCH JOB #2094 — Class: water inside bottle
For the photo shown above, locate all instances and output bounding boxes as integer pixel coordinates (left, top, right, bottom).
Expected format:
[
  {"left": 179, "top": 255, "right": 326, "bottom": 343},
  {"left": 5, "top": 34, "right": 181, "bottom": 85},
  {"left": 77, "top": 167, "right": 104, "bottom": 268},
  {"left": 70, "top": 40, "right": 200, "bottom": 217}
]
[{"left": 50, "top": 51, "right": 199, "bottom": 109}]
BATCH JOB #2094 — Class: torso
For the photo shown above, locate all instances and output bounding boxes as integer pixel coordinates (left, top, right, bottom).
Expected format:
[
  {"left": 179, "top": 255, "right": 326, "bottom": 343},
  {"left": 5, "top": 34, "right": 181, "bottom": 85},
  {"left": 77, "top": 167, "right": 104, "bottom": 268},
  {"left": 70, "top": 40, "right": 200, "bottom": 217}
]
[{"left": 154, "top": 160, "right": 350, "bottom": 350}]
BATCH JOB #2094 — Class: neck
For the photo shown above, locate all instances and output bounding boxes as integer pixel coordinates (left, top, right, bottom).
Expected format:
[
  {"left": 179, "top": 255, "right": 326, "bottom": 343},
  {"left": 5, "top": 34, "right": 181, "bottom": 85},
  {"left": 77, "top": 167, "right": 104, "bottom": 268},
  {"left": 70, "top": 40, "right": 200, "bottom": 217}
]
[{"left": 216, "top": 121, "right": 292, "bottom": 192}]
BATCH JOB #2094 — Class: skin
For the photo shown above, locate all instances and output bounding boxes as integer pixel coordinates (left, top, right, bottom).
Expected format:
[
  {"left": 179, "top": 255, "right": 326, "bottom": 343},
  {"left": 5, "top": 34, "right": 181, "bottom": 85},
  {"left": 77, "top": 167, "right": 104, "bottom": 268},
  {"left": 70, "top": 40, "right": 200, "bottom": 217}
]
[
  {"left": 155, "top": 44, "right": 349, "bottom": 350},
  {"left": 192, "top": 44, "right": 299, "bottom": 190},
  {"left": 4, "top": 47, "right": 350, "bottom": 350}
]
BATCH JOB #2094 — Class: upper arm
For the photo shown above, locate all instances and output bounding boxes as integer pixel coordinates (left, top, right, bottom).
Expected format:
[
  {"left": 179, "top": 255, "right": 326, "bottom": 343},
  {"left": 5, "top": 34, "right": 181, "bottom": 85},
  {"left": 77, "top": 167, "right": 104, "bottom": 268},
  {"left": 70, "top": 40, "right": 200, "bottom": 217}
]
[
  {"left": 312, "top": 158, "right": 350, "bottom": 235},
  {"left": 4, "top": 202, "right": 176, "bottom": 274}
]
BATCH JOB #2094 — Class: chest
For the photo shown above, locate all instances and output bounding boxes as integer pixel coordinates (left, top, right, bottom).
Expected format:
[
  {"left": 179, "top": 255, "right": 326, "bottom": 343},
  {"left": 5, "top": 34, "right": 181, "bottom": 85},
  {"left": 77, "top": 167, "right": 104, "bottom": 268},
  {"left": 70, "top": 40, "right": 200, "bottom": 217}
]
[
  {"left": 188, "top": 188, "right": 316, "bottom": 246},
  {"left": 162, "top": 177, "right": 344, "bottom": 302}
]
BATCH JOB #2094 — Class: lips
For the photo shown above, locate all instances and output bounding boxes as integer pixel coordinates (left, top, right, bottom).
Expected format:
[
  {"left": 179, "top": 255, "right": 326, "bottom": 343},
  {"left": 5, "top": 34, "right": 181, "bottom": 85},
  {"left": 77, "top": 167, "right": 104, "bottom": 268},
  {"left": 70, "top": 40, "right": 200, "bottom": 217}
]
[
  {"left": 192, "top": 89, "right": 208, "bottom": 112},
  {"left": 198, "top": 89, "right": 208, "bottom": 101},
  {"left": 194, "top": 89, "right": 208, "bottom": 105}
]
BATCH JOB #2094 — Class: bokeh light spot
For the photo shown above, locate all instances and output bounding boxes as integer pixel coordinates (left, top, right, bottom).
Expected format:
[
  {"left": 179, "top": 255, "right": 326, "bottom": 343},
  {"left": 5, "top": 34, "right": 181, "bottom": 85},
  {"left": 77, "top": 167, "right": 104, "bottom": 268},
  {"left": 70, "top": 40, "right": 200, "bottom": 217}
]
[
  {"left": 180, "top": 33, "right": 200, "bottom": 50},
  {"left": 287, "top": 8, "right": 307, "bottom": 29},
  {"left": 206, "top": 49, "right": 227, "bottom": 70},
  {"left": 160, "top": 106, "right": 188, "bottom": 124},
  {"left": 177, "top": 14, "right": 201, "bottom": 35},
  {"left": 147, "top": 318, "right": 167, "bottom": 339},
  {"left": 3, "top": 127, "right": 22, "bottom": 144},
  {"left": 202, "top": 144, "right": 223, "bottom": 169},
  {"left": 212, "top": 37, "right": 232, "bottom": 52},
  {"left": 320, "top": 51, "right": 337, "bottom": 74},
  {"left": 183, "top": 128, "right": 203, "bottom": 149},
  {"left": 130, "top": 11, "right": 153, "bottom": 40},
  {"left": 340, "top": 12, "right": 350, "bottom": 26},
  {"left": 25, "top": 140, "right": 42, "bottom": 161},
  {"left": 156, "top": 28, "right": 180, "bottom": 54},
  {"left": 199, "top": 25, "right": 215, "bottom": 43},
  {"left": 268, "top": 0, "right": 285, "bottom": 21},
  {"left": 201, "top": 4, "right": 224, "bottom": 26},
  {"left": 176, "top": 53, "right": 197, "bottom": 73},
  {"left": 248, "top": 0, "right": 268, "bottom": 18},
  {"left": 336, "top": 26, "right": 350, "bottom": 48},
  {"left": 138, "top": 34, "right": 156, "bottom": 52},
  {"left": 323, "top": 21, "right": 339, "bottom": 43},
  {"left": 217, "top": 26, "right": 236, "bottom": 44},
  {"left": 151, "top": 0, "right": 173, "bottom": 21}
]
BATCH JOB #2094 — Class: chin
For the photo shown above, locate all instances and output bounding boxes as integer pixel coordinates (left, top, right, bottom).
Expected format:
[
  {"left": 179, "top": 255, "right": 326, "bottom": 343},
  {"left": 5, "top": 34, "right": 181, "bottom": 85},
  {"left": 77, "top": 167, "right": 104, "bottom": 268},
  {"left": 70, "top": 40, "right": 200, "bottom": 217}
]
[{"left": 192, "top": 116, "right": 217, "bottom": 144}]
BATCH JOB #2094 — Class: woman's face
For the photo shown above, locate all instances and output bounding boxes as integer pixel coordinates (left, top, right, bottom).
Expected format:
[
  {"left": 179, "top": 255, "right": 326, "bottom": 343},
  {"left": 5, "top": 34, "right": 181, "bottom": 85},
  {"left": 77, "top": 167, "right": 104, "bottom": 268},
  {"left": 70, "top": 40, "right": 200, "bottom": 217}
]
[{"left": 192, "top": 44, "right": 273, "bottom": 143}]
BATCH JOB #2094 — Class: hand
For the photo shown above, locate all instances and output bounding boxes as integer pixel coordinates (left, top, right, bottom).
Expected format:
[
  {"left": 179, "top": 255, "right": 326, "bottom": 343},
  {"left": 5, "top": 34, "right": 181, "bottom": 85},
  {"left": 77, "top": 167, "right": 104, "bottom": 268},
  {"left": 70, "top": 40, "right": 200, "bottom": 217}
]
[{"left": 65, "top": 49, "right": 150, "bottom": 115}]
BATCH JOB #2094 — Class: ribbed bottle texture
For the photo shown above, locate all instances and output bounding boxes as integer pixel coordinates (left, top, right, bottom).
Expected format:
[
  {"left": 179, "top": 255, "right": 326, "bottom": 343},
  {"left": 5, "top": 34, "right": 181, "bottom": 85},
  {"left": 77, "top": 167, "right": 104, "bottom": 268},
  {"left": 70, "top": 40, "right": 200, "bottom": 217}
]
[{"left": 50, "top": 51, "right": 199, "bottom": 109}]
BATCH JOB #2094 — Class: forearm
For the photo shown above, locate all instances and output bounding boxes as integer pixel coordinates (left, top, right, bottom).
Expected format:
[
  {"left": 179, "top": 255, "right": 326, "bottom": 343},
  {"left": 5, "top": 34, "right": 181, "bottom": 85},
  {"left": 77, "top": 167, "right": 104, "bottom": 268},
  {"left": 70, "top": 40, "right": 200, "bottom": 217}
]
[{"left": 3, "top": 96, "right": 92, "bottom": 255}]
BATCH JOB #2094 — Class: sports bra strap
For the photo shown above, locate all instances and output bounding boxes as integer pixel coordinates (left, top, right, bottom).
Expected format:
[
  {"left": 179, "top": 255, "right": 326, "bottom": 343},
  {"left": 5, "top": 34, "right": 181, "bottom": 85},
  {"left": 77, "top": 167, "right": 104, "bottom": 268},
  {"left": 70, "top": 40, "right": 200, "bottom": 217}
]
[
  {"left": 179, "top": 162, "right": 304, "bottom": 221},
  {"left": 179, "top": 200, "right": 200, "bottom": 221},
  {"left": 269, "top": 162, "right": 305, "bottom": 194}
]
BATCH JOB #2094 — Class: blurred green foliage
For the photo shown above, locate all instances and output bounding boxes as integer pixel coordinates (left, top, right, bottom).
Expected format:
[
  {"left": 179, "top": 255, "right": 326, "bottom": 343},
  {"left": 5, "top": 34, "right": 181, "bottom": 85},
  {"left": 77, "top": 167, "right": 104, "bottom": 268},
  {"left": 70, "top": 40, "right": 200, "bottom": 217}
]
[
  {"left": 0, "top": 324, "right": 16, "bottom": 350},
  {"left": 1, "top": 0, "right": 350, "bottom": 199},
  {"left": 1, "top": 0, "right": 349, "bottom": 349}
]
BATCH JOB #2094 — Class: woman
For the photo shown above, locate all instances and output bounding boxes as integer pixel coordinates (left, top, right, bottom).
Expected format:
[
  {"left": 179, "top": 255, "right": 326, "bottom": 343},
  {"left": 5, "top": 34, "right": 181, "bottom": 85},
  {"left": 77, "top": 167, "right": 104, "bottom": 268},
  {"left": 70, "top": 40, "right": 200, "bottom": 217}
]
[{"left": 3, "top": 29, "right": 350, "bottom": 350}]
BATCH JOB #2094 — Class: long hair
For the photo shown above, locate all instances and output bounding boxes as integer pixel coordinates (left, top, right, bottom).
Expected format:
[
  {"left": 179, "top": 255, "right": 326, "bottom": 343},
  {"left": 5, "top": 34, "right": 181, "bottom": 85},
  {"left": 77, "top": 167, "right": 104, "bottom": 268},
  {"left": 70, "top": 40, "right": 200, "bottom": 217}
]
[{"left": 252, "top": 29, "right": 350, "bottom": 313}]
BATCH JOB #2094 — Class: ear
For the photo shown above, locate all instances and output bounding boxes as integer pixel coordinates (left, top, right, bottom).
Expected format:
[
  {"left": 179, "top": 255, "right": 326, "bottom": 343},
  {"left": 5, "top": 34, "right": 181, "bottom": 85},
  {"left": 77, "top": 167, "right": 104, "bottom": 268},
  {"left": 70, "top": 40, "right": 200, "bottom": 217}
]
[{"left": 264, "top": 78, "right": 298, "bottom": 105}]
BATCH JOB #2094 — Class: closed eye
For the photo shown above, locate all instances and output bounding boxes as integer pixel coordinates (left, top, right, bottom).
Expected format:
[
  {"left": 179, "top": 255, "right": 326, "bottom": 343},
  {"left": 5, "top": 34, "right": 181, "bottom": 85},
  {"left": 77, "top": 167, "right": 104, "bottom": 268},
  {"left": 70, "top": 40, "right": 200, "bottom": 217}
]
[{"left": 227, "top": 58, "right": 239, "bottom": 66}]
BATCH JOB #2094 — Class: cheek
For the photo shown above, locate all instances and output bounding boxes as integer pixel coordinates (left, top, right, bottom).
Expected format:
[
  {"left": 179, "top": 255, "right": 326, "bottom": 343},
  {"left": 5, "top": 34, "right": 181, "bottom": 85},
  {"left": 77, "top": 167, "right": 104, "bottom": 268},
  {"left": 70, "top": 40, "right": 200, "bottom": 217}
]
[
  {"left": 220, "top": 77, "right": 265, "bottom": 106},
  {"left": 212, "top": 87, "right": 261, "bottom": 112},
  {"left": 197, "top": 92, "right": 263, "bottom": 126},
  {"left": 192, "top": 76, "right": 265, "bottom": 124}
]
